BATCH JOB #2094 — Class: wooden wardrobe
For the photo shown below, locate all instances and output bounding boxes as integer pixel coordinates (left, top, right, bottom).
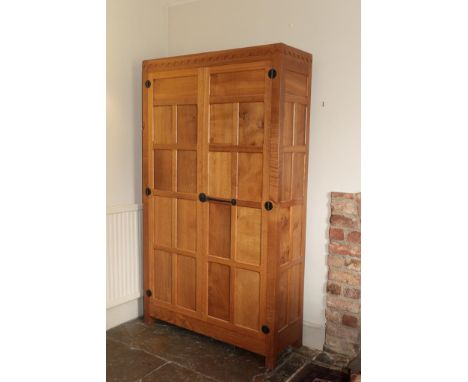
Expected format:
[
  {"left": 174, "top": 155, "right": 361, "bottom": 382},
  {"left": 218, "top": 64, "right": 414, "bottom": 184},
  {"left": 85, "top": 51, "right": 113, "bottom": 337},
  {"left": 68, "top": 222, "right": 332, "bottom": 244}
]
[{"left": 142, "top": 43, "right": 312, "bottom": 368}]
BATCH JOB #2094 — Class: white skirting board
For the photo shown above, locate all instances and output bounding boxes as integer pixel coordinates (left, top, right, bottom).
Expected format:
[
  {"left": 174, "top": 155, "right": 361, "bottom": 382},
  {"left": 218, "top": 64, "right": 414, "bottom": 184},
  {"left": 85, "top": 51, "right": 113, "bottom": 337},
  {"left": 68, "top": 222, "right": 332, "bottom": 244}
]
[
  {"left": 302, "top": 320, "right": 325, "bottom": 350},
  {"left": 107, "top": 204, "right": 143, "bottom": 329}
]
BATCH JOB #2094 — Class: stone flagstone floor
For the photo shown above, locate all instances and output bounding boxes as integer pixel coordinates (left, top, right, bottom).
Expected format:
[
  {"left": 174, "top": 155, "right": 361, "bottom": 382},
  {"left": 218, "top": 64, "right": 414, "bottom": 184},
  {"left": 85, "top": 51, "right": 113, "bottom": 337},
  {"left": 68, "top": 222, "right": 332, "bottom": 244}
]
[{"left": 107, "top": 318, "right": 353, "bottom": 382}]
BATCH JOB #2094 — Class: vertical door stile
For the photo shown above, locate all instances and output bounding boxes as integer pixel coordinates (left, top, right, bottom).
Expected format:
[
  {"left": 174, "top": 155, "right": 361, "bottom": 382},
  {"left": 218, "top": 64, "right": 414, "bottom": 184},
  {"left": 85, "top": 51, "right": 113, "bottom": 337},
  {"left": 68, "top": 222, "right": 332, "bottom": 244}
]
[
  {"left": 171, "top": 104, "right": 178, "bottom": 306},
  {"left": 260, "top": 63, "right": 272, "bottom": 333},
  {"left": 145, "top": 73, "right": 155, "bottom": 317},
  {"left": 200, "top": 67, "right": 210, "bottom": 319}
]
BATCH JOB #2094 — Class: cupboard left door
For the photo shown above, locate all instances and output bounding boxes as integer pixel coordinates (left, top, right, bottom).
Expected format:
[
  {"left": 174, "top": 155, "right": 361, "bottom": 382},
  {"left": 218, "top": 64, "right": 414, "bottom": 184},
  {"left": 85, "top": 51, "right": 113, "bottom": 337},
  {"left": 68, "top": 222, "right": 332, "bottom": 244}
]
[{"left": 143, "top": 69, "right": 204, "bottom": 320}]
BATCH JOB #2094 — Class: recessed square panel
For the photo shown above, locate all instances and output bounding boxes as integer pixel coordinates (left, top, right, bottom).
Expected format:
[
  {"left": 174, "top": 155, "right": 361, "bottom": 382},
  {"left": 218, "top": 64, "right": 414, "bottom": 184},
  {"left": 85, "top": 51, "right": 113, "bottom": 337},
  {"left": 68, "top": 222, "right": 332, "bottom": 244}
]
[
  {"left": 293, "top": 104, "right": 306, "bottom": 145},
  {"left": 154, "top": 106, "right": 173, "bottom": 144},
  {"left": 238, "top": 153, "right": 262, "bottom": 201},
  {"left": 177, "top": 150, "right": 197, "bottom": 194},
  {"left": 154, "top": 196, "right": 172, "bottom": 248},
  {"left": 291, "top": 153, "right": 305, "bottom": 200},
  {"left": 208, "top": 262, "right": 230, "bottom": 321},
  {"left": 209, "top": 203, "right": 231, "bottom": 259},
  {"left": 154, "top": 250, "right": 172, "bottom": 303},
  {"left": 208, "top": 152, "right": 232, "bottom": 198},
  {"left": 177, "top": 105, "right": 197, "bottom": 144},
  {"left": 236, "top": 207, "right": 261, "bottom": 266},
  {"left": 234, "top": 269, "right": 260, "bottom": 330},
  {"left": 177, "top": 199, "right": 197, "bottom": 252},
  {"left": 176, "top": 255, "right": 196, "bottom": 310},
  {"left": 210, "top": 103, "right": 233, "bottom": 144},
  {"left": 239, "top": 102, "right": 264, "bottom": 146},
  {"left": 154, "top": 150, "right": 173, "bottom": 191}
]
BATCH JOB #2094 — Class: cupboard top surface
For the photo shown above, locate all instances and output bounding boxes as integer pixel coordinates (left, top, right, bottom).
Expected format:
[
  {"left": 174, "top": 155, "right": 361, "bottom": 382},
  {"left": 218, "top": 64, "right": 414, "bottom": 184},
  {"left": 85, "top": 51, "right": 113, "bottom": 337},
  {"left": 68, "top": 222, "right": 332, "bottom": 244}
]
[{"left": 143, "top": 43, "right": 312, "bottom": 71}]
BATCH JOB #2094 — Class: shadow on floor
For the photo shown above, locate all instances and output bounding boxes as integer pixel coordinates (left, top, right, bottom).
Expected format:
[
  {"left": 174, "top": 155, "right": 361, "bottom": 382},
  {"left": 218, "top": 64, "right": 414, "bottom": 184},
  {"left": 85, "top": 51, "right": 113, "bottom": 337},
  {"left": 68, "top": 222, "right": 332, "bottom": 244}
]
[{"left": 106, "top": 319, "right": 350, "bottom": 382}]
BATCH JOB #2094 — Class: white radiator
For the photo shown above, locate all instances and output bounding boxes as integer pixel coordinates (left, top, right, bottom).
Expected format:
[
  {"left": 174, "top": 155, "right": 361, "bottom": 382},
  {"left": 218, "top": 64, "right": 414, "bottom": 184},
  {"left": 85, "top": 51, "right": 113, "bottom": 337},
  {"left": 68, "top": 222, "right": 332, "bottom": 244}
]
[{"left": 106, "top": 204, "right": 143, "bottom": 309}]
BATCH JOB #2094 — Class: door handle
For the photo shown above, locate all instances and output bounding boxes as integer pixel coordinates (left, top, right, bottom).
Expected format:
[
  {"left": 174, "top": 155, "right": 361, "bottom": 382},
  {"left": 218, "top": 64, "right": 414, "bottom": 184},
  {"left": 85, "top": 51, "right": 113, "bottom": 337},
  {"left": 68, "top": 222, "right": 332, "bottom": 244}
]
[{"left": 199, "top": 193, "right": 236, "bottom": 205}]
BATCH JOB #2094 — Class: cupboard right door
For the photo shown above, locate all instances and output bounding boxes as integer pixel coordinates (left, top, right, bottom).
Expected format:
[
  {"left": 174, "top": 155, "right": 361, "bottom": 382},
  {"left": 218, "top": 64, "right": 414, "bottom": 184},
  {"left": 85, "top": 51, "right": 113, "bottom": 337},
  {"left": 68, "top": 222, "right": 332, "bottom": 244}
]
[{"left": 202, "top": 62, "right": 272, "bottom": 339}]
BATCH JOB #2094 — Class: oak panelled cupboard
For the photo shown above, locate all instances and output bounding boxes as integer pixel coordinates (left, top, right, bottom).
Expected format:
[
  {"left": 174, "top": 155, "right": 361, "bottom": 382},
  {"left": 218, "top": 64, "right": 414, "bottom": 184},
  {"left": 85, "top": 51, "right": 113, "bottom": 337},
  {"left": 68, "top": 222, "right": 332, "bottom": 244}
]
[{"left": 142, "top": 43, "right": 312, "bottom": 368}]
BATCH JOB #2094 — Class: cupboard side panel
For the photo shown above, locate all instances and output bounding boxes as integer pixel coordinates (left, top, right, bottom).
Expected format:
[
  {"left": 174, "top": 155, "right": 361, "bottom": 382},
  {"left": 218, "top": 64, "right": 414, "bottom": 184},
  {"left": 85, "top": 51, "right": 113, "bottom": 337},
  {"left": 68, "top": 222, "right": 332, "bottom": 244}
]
[{"left": 274, "top": 54, "right": 312, "bottom": 355}]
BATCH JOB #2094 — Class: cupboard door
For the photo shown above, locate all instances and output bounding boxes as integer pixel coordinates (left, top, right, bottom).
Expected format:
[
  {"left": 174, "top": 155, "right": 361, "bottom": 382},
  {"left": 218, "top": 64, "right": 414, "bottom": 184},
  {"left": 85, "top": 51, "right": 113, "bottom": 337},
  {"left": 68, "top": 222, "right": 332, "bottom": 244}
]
[
  {"left": 144, "top": 69, "right": 202, "bottom": 316},
  {"left": 205, "top": 62, "right": 271, "bottom": 335}
]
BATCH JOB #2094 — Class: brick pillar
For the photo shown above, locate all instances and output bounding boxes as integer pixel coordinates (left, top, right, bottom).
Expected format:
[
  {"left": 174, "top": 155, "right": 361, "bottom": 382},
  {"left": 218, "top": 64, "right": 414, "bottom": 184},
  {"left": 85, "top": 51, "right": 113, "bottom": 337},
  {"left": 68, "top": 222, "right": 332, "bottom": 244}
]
[{"left": 324, "top": 192, "right": 361, "bottom": 357}]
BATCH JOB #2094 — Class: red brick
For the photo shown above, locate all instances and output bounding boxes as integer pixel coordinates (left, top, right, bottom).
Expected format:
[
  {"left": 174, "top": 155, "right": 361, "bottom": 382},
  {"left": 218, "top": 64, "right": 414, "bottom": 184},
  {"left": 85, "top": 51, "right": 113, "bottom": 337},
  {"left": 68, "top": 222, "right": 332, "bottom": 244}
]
[
  {"left": 331, "top": 192, "right": 354, "bottom": 199},
  {"left": 330, "top": 214, "right": 355, "bottom": 228},
  {"left": 325, "top": 308, "right": 341, "bottom": 323},
  {"left": 342, "top": 314, "right": 358, "bottom": 328},
  {"left": 347, "top": 231, "right": 361, "bottom": 244},
  {"left": 344, "top": 258, "right": 361, "bottom": 272},
  {"left": 344, "top": 288, "right": 361, "bottom": 299},
  {"left": 328, "top": 255, "right": 345, "bottom": 268},
  {"left": 329, "top": 228, "right": 344, "bottom": 241},
  {"left": 331, "top": 199, "right": 356, "bottom": 215},
  {"left": 329, "top": 270, "right": 360, "bottom": 286},
  {"left": 327, "top": 282, "right": 342, "bottom": 295},
  {"left": 326, "top": 322, "right": 359, "bottom": 341},
  {"left": 324, "top": 335, "right": 359, "bottom": 357},
  {"left": 329, "top": 243, "right": 361, "bottom": 257},
  {"left": 327, "top": 295, "right": 360, "bottom": 313}
]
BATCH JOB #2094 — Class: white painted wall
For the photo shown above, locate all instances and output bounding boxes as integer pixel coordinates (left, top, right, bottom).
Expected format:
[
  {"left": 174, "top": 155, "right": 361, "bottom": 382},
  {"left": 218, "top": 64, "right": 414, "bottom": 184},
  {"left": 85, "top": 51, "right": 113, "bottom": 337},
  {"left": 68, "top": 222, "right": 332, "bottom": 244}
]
[
  {"left": 167, "top": 0, "right": 361, "bottom": 346},
  {"left": 107, "top": 0, "right": 168, "bottom": 207},
  {"left": 107, "top": 0, "right": 168, "bottom": 327}
]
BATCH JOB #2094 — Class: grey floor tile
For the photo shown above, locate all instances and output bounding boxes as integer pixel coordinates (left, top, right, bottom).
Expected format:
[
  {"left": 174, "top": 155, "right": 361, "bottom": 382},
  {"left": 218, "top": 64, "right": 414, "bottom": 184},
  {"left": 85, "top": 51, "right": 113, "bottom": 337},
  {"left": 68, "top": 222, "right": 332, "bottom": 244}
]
[
  {"left": 107, "top": 338, "right": 166, "bottom": 382},
  {"left": 141, "top": 362, "right": 217, "bottom": 382}
]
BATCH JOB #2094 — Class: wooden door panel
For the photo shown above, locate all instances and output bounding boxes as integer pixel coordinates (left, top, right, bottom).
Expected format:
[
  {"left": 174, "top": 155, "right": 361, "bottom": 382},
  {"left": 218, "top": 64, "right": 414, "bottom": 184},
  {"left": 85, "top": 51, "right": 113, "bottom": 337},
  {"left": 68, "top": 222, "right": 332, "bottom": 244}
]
[
  {"left": 154, "top": 76, "right": 198, "bottom": 105},
  {"left": 290, "top": 205, "right": 303, "bottom": 260},
  {"left": 238, "top": 153, "right": 263, "bottom": 202},
  {"left": 236, "top": 207, "right": 261, "bottom": 266},
  {"left": 208, "top": 203, "right": 231, "bottom": 259},
  {"left": 154, "top": 250, "right": 172, "bottom": 303},
  {"left": 153, "top": 106, "right": 173, "bottom": 144},
  {"left": 234, "top": 269, "right": 260, "bottom": 330},
  {"left": 176, "top": 199, "right": 197, "bottom": 252},
  {"left": 239, "top": 102, "right": 264, "bottom": 146},
  {"left": 154, "top": 196, "right": 172, "bottom": 247},
  {"left": 208, "top": 152, "right": 232, "bottom": 198},
  {"left": 208, "top": 262, "right": 230, "bottom": 321},
  {"left": 293, "top": 104, "right": 307, "bottom": 145},
  {"left": 177, "top": 105, "right": 197, "bottom": 144},
  {"left": 177, "top": 150, "right": 197, "bottom": 193},
  {"left": 278, "top": 207, "right": 291, "bottom": 265},
  {"left": 210, "top": 70, "right": 264, "bottom": 97},
  {"left": 291, "top": 153, "right": 305, "bottom": 200},
  {"left": 288, "top": 265, "right": 301, "bottom": 322},
  {"left": 176, "top": 255, "right": 197, "bottom": 310},
  {"left": 280, "top": 153, "right": 292, "bottom": 201},
  {"left": 282, "top": 102, "right": 294, "bottom": 146},
  {"left": 210, "top": 103, "right": 234, "bottom": 144},
  {"left": 154, "top": 150, "right": 173, "bottom": 191}
]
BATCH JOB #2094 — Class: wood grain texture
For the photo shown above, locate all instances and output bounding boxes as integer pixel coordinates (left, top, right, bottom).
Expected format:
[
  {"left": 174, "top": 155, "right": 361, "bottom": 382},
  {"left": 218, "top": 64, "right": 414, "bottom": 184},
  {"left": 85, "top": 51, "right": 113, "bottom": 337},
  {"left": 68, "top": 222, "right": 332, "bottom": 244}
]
[{"left": 143, "top": 43, "right": 312, "bottom": 368}]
